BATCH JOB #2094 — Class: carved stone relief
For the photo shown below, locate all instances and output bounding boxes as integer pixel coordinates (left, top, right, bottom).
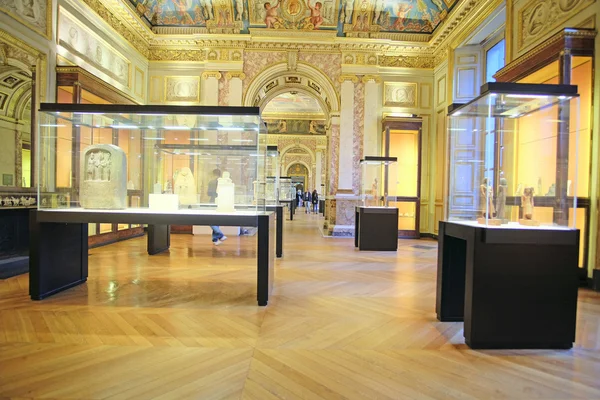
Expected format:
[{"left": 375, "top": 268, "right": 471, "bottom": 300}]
[
  {"left": 80, "top": 144, "right": 126, "bottom": 209},
  {"left": 165, "top": 76, "right": 200, "bottom": 102},
  {"left": 0, "top": 0, "right": 49, "bottom": 38},
  {"left": 58, "top": 11, "right": 130, "bottom": 87},
  {"left": 383, "top": 82, "right": 417, "bottom": 107},
  {"left": 518, "top": 0, "right": 593, "bottom": 50}
]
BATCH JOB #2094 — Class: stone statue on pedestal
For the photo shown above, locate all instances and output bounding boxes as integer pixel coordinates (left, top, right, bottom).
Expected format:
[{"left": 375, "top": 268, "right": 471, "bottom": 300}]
[
  {"left": 174, "top": 167, "right": 197, "bottom": 205},
  {"left": 496, "top": 177, "right": 508, "bottom": 222}
]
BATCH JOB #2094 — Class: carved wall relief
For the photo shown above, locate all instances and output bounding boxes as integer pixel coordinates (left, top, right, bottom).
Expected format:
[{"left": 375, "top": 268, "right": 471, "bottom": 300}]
[
  {"left": 80, "top": 144, "right": 127, "bottom": 209},
  {"left": 518, "top": 0, "right": 594, "bottom": 51},
  {"left": 383, "top": 82, "right": 418, "bottom": 107}
]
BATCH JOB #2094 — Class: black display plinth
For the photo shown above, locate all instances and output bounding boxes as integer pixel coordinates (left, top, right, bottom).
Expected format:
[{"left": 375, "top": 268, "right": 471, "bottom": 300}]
[
  {"left": 355, "top": 207, "right": 398, "bottom": 251},
  {"left": 436, "top": 221, "right": 579, "bottom": 349},
  {"left": 266, "top": 205, "right": 283, "bottom": 258},
  {"left": 29, "top": 209, "right": 276, "bottom": 306}
]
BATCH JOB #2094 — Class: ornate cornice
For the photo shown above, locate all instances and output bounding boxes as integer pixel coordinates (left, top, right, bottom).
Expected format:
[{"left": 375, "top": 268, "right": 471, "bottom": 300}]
[
  {"left": 225, "top": 72, "right": 246, "bottom": 81},
  {"left": 148, "top": 48, "right": 205, "bottom": 62},
  {"left": 338, "top": 75, "right": 359, "bottom": 84},
  {"left": 379, "top": 55, "right": 435, "bottom": 69},
  {"left": 494, "top": 28, "right": 597, "bottom": 82},
  {"left": 362, "top": 75, "right": 382, "bottom": 84},
  {"left": 80, "top": 0, "right": 150, "bottom": 57},
  {"left": 202, "top": 71, "right": 222, "bottom": 80}
]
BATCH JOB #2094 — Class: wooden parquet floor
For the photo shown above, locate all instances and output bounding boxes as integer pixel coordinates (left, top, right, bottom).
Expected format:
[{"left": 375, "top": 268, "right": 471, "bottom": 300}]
[{"left": 1, "top": 213, "right": 600, "bottom": 399}]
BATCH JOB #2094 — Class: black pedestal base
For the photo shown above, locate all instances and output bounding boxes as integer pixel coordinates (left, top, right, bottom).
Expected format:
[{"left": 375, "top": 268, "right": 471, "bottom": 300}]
[
  {"left": 355, "top": 207, "right": 398, "bottom": 251},
  {"left": 436, "top": 221, "right": 579, "bottom": 349},
  {"left": 148, "top": 224, "right": 170, "bottom": 255}
]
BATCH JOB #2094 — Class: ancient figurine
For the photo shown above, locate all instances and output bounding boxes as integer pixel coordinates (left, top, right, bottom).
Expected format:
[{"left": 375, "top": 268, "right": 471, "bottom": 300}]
[
  {"left": 537, "top": 177, "right": 542, "bottom": 197},
  {"left": 87, "top": 153, "right": 95, "bottom": 181},
  {"left": 496, "top": 177, "right": 508, "bottom": 222},
  {"left": 546, "top": 183, "right": 556, "bottom": 196},
  {"left": 521, "top": 187, "right": 535, "bottom": 220},
  {"left": 216, "top": 171, "right": 235, "bottom": 212},
  {"left": 174, "top": 167, "right": 197, "bottom": 205},
  {"left": 479, "top": 178, "right": 495, "bottom": 218},
  {"left": 80, "top": 144, "right": 126, "bottom": 209}
]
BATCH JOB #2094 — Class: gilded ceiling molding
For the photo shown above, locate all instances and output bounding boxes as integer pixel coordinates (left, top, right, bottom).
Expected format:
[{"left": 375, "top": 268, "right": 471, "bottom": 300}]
[
  {"left": 338, "top": 75, "right": 359, "bottom": 84},
  {"left": 80, "top": 0, "right": 150, "bottom": 57},
  {"left": 379, "top": 55, "right": 435, "bottom": 69},
  {"left": 0, "top": 28, "right": 47, "bottom": 102},
  {"left": 202, "top": 71, "right": 222, "bottom": 80},
  {"left": 362, "top": 75, "right": 382, "bottom": 84},
  {"left": 148, "top": 48, "right": 205, "bottom": 62},
  {"left": 430, "top": 0, "right": 483, "bottom": 49},
  {"left": 225, "top": 72, "right": 246, "bottom": 80}
]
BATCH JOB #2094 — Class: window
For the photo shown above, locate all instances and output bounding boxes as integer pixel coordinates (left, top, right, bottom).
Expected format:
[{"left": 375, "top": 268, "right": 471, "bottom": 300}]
[{"left": 485, "top": 39, "right": 505, "bottom": 83}]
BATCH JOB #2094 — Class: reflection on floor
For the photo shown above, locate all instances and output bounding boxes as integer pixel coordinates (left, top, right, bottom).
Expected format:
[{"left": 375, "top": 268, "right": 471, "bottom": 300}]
[{"left": 1, "top": 212, "right": 599, "bottom": 399}]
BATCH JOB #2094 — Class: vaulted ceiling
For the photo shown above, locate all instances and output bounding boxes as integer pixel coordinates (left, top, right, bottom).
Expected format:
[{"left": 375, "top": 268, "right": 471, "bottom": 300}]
[{"left": 127, "top": 0, "right": 457, "bottom": 35}]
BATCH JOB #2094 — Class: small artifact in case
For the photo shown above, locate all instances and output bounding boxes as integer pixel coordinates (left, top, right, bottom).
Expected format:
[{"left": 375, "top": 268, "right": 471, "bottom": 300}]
[{"left": 80, "top": 144, "right": 127, "bottom": 209}]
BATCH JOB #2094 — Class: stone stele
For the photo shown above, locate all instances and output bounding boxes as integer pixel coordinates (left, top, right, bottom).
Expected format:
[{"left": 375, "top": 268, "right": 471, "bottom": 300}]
[{"left": 80, "top": 144, "right": 127, "bottom": 209}]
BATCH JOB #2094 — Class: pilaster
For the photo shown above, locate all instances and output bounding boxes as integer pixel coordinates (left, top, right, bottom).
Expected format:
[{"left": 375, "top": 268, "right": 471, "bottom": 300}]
[
  {"left": 225, "top": 71, "right": 246, "bottom": 106},
  {"left": 201, "top": 71, "right": 221, "bottom": 106}
]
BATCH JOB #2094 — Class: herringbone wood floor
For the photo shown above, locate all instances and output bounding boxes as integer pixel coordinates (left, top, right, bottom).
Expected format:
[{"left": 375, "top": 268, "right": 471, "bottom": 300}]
[{"left": 1, "top": 212, "right": 599, "bottom": 399}]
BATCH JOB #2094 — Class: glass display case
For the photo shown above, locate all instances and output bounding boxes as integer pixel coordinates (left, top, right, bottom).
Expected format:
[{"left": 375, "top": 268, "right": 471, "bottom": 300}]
[
  {"left": 446, "top": 82, "right": 580, "bottom": 230},
  {"left": 265, "top": 146, "right": 279, "bottom": 204},
  {"left": 359, "top": 156, "right": 397, "bottom": 207},
  {"left": 37, "top": 104, "right": 267, "bottom": 213},
  {"left": 356, "top": 156, "right": 399, "bottom": 251},
  {"left": 280, "top": 177, "right": 294, "bottom": 201}
]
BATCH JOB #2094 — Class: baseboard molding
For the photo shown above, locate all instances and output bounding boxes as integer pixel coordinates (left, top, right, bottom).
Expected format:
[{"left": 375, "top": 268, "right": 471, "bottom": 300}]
[
  {"left": 0, "top": 256, "right": 29, "bottom": 279},
  {"left": 420, "top": 233, "right": 438, "bottom": 240}
]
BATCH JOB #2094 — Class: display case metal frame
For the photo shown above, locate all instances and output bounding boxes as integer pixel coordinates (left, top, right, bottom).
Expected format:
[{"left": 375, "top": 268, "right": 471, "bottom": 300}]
[
  {"left": 437, "top": 82, "right": 581, "bottom": 349},
  {"left": 31, "top": 103, "right": 277, "bottom": 305},
  {"left": 355, "top": 156, "right": 399, "bottom": 251}
]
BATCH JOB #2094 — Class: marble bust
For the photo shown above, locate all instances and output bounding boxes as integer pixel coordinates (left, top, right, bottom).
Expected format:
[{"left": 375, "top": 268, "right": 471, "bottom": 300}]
[
  {"left": 80, "top": 144, "right": 126, "bottom": 209},
  {"left": 216, "top": 171, "right": 235, "bottom": 212}
]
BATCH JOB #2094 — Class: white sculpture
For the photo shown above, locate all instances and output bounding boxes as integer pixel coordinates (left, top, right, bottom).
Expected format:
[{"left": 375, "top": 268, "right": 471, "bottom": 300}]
[
  {"left": 216, "top": 171, "right": 235, "bottom": 212},
  {"left": 153, "top": 182, "right": 162, "bottom": 194},
  {"left": 174, "top": 167, "right": 197, "bottom": 205},
  {"left": 80, "top": 144, "right": 126, "bottom": 209}
]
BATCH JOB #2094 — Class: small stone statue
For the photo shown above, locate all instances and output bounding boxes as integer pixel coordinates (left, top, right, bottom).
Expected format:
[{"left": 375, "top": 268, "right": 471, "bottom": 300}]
[
  {"left": 479, "top": 178, "right": 495, "bottom": 218},
  {"left": 546, "top": 184, "right": 556, "bottom": 196},
  {"left": 521, "top": 187, "right": 535, "bottom": 220},
  {"left": 216, "top": 171, "right": 235, "bottom": 212},
  {"left": 496, "top": 177, "right": 508, "bottom": 222}
]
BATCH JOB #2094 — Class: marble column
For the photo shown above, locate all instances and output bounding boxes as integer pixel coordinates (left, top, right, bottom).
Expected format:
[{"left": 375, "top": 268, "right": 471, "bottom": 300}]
[
  {"left": 201, "top": 71, "right": 221, "bottom": 106},
  {"left": 226, "top": 72, "right": 246, "bottom": 106},
  {"left": 332, "top": 75, "right": 360, "bottom": 236},
  {"left": 315, "top": 148, "right": 323, "bottom": 192},
  {"left": 362, "top": 75, "right": 382, "bottom": 197}
]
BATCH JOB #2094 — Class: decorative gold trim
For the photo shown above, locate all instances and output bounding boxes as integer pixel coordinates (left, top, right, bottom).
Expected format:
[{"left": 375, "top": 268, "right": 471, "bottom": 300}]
[
  {"left": 202, "top": 71, "right": 222, "bottom": 80},
  {"left": 362, "top": 75, "right": 382, "bottom": 84},
  {"left": 225, "top": 72, "right": 246, "bottom": 81},
  {"left": 338, "top": 75, "right": 359, "bottom": 84},
  {"left": 379, "top": 55, "right": 435, "bottom": 69},
  {"left": 148, "top": 48, "right": 205, "bottom": 61},
  {"left": 0, "top": 0, "right": 52, "bottom": 39}
]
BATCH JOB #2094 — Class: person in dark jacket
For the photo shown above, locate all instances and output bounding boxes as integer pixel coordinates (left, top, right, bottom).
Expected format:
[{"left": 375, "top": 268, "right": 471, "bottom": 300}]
[
  {"left": 304, "top": 190, "right": 312, "bottom": 213},
  {"left": 312, "top": 189, "right": 318, "bottom": 213}
]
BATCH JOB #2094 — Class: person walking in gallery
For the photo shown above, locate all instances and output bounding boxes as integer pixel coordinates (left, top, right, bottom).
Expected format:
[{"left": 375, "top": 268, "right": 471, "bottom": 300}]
[
  {"left": 312, "top": 189, "right": 318, "bottom": 214},
  {"left": 304, "top": 189, "right": 312, "bottom": 213},
  {"left": 207, "top": 168, "right": 228, "bottom": 246},
  {"left": 296, "top": 188, "right": 303, "bottom": 208}
]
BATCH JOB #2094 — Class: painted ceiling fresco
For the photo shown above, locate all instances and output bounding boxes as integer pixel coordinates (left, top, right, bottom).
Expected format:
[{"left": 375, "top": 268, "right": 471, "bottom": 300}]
[{"left": 128, "top": 0, "right": 457, "bottom": 34}]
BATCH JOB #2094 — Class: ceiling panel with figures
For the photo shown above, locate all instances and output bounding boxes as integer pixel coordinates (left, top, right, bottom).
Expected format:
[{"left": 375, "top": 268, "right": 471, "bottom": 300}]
[{"left": 128, "top": 0, "right": 458, "bottom": 34}]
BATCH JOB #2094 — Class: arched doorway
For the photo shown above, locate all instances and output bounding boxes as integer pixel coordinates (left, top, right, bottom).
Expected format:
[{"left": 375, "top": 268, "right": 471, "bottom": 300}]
[{"left": 287, "top": 162, "right": 309, "bottom": 191}]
